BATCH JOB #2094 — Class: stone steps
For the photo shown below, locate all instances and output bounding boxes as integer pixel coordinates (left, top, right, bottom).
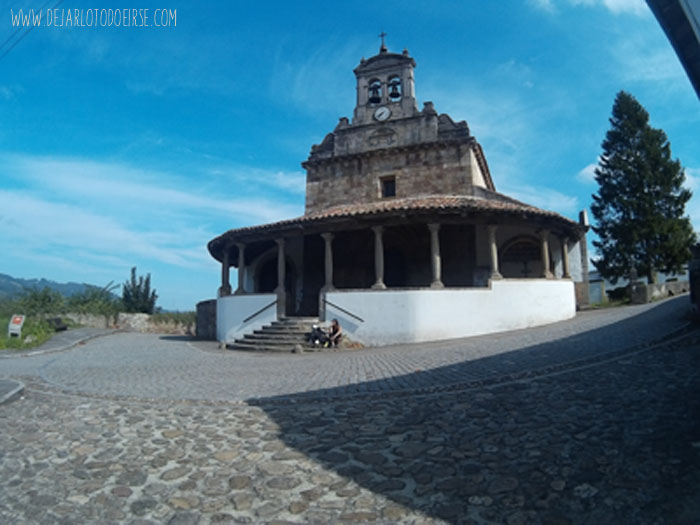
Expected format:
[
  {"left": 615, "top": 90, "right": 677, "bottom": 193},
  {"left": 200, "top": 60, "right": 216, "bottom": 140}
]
[{"left": 229, "top": 317, "right": 321, "bottom": 353}]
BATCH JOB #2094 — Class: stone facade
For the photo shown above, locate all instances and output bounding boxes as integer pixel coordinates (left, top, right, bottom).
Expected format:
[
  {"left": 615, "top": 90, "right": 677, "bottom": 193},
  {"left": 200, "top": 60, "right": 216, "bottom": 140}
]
[
  {"left": 196, "top": 299, "right": 217, "bottom": 340},
  {"left": 304, "top": 129, "right": 491, "bottom": 214}
]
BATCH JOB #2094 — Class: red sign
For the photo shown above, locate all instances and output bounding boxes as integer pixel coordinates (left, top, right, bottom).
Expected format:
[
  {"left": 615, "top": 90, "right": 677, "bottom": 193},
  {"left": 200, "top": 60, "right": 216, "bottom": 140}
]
[{"left": 11, "top": 315, "right": 23, "bottom": 325}]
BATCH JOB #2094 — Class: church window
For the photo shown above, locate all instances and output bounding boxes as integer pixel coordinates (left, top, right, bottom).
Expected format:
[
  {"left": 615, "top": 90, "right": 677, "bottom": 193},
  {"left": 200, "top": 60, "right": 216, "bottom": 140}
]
[
  {"left": 381, "top": 176, "right": 396, "bottom": 198},
  {"left": 368, "top": 79, "right": 382, "bottom": 104},
  {"left": 388, "top": 76, "right": 402, "bottom": 101}
]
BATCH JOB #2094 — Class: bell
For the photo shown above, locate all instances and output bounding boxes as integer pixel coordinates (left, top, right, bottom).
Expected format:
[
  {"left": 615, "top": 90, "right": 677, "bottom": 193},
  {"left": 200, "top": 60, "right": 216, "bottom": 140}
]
[
  {"left": 389, "top": 82, "right": 401, "bottom": 99},
  {"left": 369, "top": 85, "right": 381, "bottom": 104}
]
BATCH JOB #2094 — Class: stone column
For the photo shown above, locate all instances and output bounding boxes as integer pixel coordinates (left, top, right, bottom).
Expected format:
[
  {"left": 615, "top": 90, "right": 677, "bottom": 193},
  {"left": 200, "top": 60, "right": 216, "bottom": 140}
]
[
  {"left": 428, "top": 223, "right": 444, "bottom": 288},
  {"left": 578, "top": 210, "right": 590, "bottom": 307},
  {"left": 560, "top": 236, "right": 571, "bottom": 279},
  {"left": 275, "top": 238, "right": 286, "bottom": 293},
  {"left": 540, "top": 230, "right": 553, "bottom": 278},
  {"left": 372, "top": 226, "right": 386, "bottom": 289},
  {"left": 275, "top": 238, "right": 286, "bottom": 317},
  {"left": 321, "top": 233, "right": 334, "bottom": 290},
  {"left": 487, "top": 225, "right": 502, "bottom": 280},
  {"left": 219, "top": 245, "right": 232, "bottom": 296},
  {"left": 234, "top": 243, "right": 246, "bottom": 294}
]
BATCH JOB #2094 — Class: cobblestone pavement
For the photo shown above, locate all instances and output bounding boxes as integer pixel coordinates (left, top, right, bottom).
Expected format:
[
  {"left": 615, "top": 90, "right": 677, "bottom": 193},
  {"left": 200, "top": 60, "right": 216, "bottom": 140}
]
[
  {"left": 1, "top": 296, "right": 699, "bottom": 523},
  {"left": 0, "top": 297, "right": 694, "bottom": 402}
]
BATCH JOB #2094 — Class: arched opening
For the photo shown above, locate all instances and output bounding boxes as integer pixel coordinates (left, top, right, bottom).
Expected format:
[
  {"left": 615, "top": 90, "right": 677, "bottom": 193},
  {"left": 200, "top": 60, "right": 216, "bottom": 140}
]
[
  {"left": 500, "top": 236, "right": 544, "bottom": 278},
  {"left": 368, "top": 79, "right": 382, "bottom": 104},
  {"left": 388, "top": 75, "right": 402, "bottom": 101}
]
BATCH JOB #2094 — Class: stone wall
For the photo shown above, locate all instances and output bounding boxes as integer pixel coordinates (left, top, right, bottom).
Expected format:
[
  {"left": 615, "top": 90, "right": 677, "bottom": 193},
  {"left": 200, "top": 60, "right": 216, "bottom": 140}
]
[
  {"left": 64, "top": 313, "right": 194, "bottom": 335},
  {"left": 630, "top": 280, "right": 690, "bottom": 304},
  {"left": 196, "top": 299, "right": 217, "bottom": 340},
  {"left": 304, "top": 140, "right": 482, "bottom": 214}
]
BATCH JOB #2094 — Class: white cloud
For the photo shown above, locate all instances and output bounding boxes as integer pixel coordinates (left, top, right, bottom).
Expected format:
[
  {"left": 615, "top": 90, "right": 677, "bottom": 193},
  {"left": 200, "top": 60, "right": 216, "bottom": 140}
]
[
  {"left": 502, "top": 184, "right": 580, "bottom": 216},
  {"left": 576, "top": 163, "right": 598, "bottom": 184},
  {"left": 0, "top": 191, "right": 208, "bottom": 269},
  {"left": 528, "top": 0, "right": 556, "bottom": 12},
  {"left": 0, "top": 153, "right": 305, "bottom": 289},
  {"left": 530, "top": 0, "right": 648, "bottom": 14},
  {"left": 595, "top": 0, "right": 647, "bottom": 15},
  {"left": 2, "top": 154, "right": 303, "bottom": 224},
  {"left": 237, "top": 168, "right": 306, "bottom": 196},
  {"left": 420, "top": 74, "right": 582, "bottom": 219},
  {"left": 269, "top": 37, "right": 368, "bottom": 115},
  {"left": 611, "top": 35, "right": 687, "bottom": 84},
  {"left": 684, "top": 167, "right": 700, "bottom": 232},
  {"left": 685, "top": 168, "right": 700, "bottom": 191}
]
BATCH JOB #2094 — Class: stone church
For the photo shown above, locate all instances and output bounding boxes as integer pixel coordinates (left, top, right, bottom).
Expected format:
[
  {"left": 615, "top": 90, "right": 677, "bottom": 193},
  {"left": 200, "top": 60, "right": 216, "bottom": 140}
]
[{"left": 207, "top": 41, "right": 587, "bottom": 346}]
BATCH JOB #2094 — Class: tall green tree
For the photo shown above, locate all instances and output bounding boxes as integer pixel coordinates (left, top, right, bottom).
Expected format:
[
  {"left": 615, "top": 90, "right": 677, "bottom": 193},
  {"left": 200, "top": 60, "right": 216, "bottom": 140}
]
[
  {"left": 591, "top": 91, "right": 695, "bottom": 284},
  {"left": 122, "top": 267, "right": 158, "bottom": 314}
]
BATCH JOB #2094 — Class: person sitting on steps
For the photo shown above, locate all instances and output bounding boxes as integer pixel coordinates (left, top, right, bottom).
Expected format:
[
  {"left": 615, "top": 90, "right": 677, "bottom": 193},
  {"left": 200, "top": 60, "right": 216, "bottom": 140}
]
[{"left": 329, "top": 318, "right": 342, "bottom": 348}]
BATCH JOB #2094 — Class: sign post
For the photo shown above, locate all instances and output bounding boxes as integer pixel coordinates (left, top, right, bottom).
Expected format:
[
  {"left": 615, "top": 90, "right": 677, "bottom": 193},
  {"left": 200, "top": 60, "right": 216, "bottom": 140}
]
[{"left": 8, "top": 315, "right": 25, "bottom": 338}]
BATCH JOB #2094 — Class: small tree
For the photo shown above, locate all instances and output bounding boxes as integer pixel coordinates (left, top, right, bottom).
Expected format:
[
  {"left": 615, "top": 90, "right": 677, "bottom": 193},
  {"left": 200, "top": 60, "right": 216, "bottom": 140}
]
[
  {"left": 17, "top": 287, "right": 65, "bottom": 315},
  {"left": 122, "top": 267, "right": 158, "bottom": 314},
  {"left": 67, "top": 282, "right": 121, "bottom": 316},
  {"left": 591, "top": 91, "right": 695, "bottom": 284}
]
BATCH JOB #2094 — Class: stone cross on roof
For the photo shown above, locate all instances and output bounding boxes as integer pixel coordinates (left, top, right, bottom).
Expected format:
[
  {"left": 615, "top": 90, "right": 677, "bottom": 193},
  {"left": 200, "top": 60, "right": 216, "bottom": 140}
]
[{"left": 379, "top": 31, "right": 387, "bottom": 53}]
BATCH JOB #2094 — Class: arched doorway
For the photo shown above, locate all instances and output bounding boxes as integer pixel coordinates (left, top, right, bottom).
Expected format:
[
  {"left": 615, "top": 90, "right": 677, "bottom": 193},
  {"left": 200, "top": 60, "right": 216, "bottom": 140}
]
[{"left": 500, "top": 236, "right": 547, "bottom": 278}]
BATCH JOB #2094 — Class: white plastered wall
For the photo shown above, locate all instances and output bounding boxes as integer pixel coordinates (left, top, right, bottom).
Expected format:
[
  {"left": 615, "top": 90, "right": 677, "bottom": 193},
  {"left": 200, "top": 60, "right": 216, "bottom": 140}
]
[
  {"left": 217, "top": 293, "right": 277, "bottom": 342},
  {"left": 325, "top": 279, "right": 576, "bottom": 346}
]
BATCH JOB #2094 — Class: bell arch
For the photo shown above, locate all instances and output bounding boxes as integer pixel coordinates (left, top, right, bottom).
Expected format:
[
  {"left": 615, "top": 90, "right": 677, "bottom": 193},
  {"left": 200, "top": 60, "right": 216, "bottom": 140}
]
[
  {"left": 388, "top": 75, "right": 402, "bottom": 101},
  {"left": 368, "top": 78, "right": 382, "bottom": 104}
]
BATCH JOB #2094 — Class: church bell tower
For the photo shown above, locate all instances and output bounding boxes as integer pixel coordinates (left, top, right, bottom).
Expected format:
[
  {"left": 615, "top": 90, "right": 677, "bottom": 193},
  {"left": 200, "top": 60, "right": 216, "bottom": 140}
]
[
  {"left": 302, "top": 36, "right": 493, "bottom": 215},
  {"left": 352, "top": 34, "right": 419, "bottom": 125}
]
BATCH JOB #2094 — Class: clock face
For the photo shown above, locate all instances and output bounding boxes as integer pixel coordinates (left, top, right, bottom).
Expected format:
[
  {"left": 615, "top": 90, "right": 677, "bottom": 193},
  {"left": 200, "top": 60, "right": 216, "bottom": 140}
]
[{"left": 373, "top": 106, "right": 391, "bottom": 121}]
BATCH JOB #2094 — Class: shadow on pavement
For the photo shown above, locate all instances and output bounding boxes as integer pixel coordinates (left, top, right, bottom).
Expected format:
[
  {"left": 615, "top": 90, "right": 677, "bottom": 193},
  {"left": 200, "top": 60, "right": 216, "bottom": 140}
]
[
  {"left": 158, "top": 335, "right": 196, "bottom": 342},
  {"left": 253, "top": 296, "right": 700, "bottom": 523}
]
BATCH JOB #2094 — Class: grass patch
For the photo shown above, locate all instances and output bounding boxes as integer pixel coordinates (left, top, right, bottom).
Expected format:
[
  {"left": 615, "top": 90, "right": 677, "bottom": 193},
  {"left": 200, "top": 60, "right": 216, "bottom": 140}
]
[
  {"left": 589, "top": 299, "right": 630, "bottom": 309},
  {"left": 0, "top": 316, "right": 55, "bottom": 350}
]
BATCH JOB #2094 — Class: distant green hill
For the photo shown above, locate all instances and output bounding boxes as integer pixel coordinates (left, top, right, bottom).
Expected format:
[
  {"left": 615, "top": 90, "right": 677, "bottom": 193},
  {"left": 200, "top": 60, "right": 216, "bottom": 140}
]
[{"left": 0, "top": 273, "right": 111, "bottom": 300}]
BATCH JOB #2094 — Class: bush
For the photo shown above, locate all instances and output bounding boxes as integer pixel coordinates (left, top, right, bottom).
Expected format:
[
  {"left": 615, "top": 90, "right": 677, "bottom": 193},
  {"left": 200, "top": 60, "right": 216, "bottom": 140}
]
[
  {"left": 607, "top": 286, "right": 630, "bottom": 302},
  {"left": 122, "top": 267, "right": 158, "bottom": 314},
  {"left": 66, "top": 282, "right": 121, "bottom": 316},
  {"left": 15, "top": 287, "right": 65, "bottom": 316}
]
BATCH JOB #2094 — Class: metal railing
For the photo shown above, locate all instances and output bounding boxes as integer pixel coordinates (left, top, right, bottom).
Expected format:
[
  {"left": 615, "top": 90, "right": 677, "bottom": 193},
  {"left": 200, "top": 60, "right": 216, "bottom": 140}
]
[
  {"left": 242, "top": 300, "right": 277, "bottom": 324},
  {"left": 322, "top": 299, "right": 364, "bottom": 323}
]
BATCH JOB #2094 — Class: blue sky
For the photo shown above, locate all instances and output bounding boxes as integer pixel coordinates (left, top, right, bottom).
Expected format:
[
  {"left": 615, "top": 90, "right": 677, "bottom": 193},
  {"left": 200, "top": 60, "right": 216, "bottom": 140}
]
[{"left": 1, "top": 0, "right": 698, "bottom": 311}]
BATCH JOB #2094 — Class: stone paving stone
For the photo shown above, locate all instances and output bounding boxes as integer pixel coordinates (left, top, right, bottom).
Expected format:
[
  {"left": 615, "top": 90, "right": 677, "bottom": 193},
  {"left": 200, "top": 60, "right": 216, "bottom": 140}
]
[
  {"left": 0, "top": 297, "right": 699, "bottom": 523},
  {"left": 0, "top": 296, "right": 692, "bottom": 403}
]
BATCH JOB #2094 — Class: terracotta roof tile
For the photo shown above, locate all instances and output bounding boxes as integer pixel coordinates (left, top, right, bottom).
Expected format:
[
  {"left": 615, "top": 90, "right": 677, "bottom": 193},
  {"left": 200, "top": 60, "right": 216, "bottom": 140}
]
[
  {"left": 209, "top": 193, "right": 581, "bottom": 251},
  {"left": 304, "top": 194, "right": 560, "bottom": 220}
]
